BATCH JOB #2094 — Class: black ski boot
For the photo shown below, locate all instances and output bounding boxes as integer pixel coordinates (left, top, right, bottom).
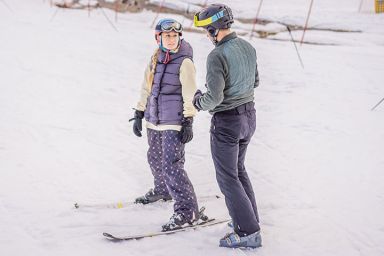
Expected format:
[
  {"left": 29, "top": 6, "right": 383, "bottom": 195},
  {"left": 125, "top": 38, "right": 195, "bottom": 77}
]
[
  {"left": 161, "top": 207, "right": 210, "bottom": 232},
  {"left": 135, "top": 189, "right": 172, "bottom": 204},
  {"left": 162, "top": 212, "right": 193, "bottom": 231}
]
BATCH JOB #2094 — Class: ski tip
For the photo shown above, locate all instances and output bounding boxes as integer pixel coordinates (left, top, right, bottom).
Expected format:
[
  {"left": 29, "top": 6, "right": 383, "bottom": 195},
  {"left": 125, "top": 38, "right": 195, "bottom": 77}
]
[
  {"left": 103, "top": 233, "right": 115, "bottom": 239},
  {"left": 103, "top": 232, "right": 126, "bottom": 242}
]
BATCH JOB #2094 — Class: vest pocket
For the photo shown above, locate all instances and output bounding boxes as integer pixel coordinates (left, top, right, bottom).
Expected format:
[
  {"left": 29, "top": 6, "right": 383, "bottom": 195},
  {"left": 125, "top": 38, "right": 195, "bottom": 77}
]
[{"left": 159, "top": 94, "right": 183, "bottom": 122}]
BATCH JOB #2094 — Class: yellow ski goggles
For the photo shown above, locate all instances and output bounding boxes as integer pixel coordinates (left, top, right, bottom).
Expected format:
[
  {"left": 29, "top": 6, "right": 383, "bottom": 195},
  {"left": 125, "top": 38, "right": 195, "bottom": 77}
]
[{"left": 193, "top": 10, "right": 225, "bottom": 27}]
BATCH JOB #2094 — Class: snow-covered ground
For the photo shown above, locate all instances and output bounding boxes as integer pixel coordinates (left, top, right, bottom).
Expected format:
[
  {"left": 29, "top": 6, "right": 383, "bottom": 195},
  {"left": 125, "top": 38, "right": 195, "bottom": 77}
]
[{"left": 0, "top": 0, "right": 384, "bottom": 255}]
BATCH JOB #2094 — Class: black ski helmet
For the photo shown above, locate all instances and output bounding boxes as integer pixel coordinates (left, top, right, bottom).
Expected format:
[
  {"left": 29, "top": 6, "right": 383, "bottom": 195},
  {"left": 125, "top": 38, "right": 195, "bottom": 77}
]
[{"left": 194, "top": 4, "right": 234, "bottom": 38}]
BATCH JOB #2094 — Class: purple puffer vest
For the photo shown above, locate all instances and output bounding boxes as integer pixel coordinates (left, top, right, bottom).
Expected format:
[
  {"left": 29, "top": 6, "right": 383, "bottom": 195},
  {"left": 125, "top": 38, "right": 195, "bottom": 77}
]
[{"left": 145, "top": 39, "right": 193, "bottom": 125}]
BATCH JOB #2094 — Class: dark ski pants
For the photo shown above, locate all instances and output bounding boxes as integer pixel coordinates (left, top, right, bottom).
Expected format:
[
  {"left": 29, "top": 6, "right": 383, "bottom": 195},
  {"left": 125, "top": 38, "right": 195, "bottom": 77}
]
[
  {"left": 147, "top": 128, "right": 199, "bottom": 221},
  {"left": 210, "top": 102, "right": 260, "bottom": 237}
]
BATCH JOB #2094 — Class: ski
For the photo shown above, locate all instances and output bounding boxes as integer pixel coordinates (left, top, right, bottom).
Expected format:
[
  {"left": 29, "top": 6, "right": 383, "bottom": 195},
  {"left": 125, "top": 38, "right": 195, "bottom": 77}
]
[
  {"left": 74, "top": 201, "right": 136, "bottom": 209},
  {"left": 103, "top": 218, "right": 230, "bottom": 241},
  {"left": 74, "top": 194, "right": 221, "bottom": 209}
]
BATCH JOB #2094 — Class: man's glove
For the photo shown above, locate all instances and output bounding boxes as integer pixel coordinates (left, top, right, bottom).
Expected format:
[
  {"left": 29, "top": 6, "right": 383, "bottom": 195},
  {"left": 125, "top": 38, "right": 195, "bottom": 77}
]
[
  {"left": 193, "top": 89, "right": 203, "bottom": 111},
  {"left": 180, "top": 117, "right": 193, "bottom": 144},
  {"left": 129, "top": 110, "right": 144, "bottom": 137}
]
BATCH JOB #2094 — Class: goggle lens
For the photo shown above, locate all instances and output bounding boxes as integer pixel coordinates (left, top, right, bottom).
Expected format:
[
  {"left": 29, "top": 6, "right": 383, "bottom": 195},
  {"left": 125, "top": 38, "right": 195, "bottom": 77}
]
[{"left": 161, "top": 21, "right": 182, "bottom": 33}]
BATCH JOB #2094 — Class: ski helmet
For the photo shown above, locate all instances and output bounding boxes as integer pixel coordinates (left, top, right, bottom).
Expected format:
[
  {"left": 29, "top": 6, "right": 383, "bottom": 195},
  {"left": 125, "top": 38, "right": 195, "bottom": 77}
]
[
  {"left": 193, "top": 4, "right": 234, "bottom": 38},
  {"left": 155, "top": 18, "right": 183, "bottom": 42}
]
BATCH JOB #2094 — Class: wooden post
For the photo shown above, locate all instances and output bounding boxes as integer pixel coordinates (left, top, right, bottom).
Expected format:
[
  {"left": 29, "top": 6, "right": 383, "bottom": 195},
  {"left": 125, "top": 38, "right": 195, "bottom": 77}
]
[{"left": 88, "top": 0, "right": 91, "bottom": 17}]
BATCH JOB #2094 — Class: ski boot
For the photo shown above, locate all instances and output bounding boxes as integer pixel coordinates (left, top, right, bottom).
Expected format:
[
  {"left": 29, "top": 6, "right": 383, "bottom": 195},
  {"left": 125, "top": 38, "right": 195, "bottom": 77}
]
[
  {"left": 134, "top": 189, "right": 172, "bottom": 205},
  {"left": 162, "top": 207, "right": 210, "bottom": 232},
  {"left": 162, "top": 212, "right": 193, "bottom": 231},
  {"left": 219, "top": 230, "right": 262, "bottom": 249}
]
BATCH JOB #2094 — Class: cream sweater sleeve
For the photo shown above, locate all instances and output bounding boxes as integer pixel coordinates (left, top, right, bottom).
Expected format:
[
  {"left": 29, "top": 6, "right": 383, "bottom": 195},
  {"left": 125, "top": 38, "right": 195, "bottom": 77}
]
[
  {"left": 180, "top": 58, "right": 197, "bottom": 118},
  {"left": 136, "top": 62, "right": 152, "bottom": 111}
]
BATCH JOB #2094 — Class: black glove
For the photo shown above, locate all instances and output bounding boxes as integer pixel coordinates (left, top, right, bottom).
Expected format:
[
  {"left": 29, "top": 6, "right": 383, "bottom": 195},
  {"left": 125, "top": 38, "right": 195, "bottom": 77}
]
[
  {"left": 180, "top": 117, "right": 193, "bottom": 144},
  {"left": 129, "top": 110, "right": 144, "bottom": 137}
]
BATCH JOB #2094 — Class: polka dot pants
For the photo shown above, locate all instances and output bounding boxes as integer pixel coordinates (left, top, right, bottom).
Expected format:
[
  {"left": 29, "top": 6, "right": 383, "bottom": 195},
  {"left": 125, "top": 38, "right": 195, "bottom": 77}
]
[{"left": 147, "top": 128, "right": 199, "bottom": 221}]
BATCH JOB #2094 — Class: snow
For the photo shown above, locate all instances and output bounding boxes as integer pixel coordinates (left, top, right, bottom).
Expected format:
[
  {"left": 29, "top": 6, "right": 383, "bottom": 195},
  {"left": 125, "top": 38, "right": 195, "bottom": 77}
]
[
  {"left": 149, "top": 0, "right": 202, "bottom": 14},
  {"left": 0, "top": 0, "right": 384, "bottom": 255}
]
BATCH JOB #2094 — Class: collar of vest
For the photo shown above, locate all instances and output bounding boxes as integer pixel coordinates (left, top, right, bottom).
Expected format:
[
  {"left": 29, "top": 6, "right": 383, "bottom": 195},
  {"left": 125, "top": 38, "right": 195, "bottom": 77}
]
[{"left": 158, "top": 39, "right": 193, "bottom": 63}]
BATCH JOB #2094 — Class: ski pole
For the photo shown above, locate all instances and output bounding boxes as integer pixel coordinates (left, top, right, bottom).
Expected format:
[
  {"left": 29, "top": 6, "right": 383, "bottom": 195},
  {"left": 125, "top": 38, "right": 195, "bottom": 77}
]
[
  {"left": 287, "top": 26, "right": 304, "bottom": 69},
  {"left": 371, "top": 97, "right": 384, "bottom": 111}
]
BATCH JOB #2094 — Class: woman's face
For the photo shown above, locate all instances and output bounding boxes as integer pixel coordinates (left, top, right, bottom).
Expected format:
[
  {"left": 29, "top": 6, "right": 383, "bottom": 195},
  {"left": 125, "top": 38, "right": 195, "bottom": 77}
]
[{"left": 161, "top": 31, "right": 180, "bottom": 50}]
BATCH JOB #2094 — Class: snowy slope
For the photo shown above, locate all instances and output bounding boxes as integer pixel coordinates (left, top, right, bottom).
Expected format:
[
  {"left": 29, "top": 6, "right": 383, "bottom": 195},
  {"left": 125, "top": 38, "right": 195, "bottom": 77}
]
[{"left": 0, "top": 1, "right": 384, "bottom": 256}]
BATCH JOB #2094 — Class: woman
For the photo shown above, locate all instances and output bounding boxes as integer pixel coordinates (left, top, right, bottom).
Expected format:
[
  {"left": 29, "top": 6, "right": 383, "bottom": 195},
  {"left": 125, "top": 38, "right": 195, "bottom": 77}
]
[{"left": 130, "top": 18, "right": 205, "bottom": 231}]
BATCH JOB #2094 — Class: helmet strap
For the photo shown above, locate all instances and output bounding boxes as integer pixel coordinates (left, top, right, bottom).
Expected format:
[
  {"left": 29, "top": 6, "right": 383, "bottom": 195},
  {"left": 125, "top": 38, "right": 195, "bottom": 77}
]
[
  {"left": 209, "top": 35, "right": 218, "bottom": 45},
  {"left": 206, "top": 27, "right": 219, "bottom": 45}
]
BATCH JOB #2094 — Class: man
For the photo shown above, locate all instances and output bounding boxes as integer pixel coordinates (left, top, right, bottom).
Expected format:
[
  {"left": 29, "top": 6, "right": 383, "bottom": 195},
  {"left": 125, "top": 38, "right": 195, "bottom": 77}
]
[{"left": 193, "top": 4, "right": 262, "bottom": 249}]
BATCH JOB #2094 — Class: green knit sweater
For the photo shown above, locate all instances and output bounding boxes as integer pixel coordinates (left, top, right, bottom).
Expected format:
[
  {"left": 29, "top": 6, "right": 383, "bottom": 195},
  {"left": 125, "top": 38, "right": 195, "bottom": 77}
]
[{"left": 198, "top": 32, "right": 259, "bottom": 113}]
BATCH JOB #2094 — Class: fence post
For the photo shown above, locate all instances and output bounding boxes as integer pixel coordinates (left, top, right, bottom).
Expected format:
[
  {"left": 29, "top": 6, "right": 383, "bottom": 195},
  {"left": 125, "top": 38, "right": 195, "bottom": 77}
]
[
  {"left": 250, "top": 0, "right": 264, "bottom": 39},
  {"left": 300, "top": 0, "right": 314, "bottom": 46},
  {"left": 150, "top": 0, "right": 166, "bottom": 28},
  {"left": 188, "top": 0, "right": 208, "bottom": 29}
]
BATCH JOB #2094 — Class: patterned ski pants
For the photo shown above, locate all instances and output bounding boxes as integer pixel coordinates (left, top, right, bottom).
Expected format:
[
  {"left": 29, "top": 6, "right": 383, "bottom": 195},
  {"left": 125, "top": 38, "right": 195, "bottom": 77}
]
[{"left": 147, "top": 128, "right": 199, "bottom": 221}]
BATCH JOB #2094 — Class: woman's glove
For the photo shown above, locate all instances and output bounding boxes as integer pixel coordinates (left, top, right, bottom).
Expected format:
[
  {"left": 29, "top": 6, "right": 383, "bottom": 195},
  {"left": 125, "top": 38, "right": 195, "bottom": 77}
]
[
  {"left": 180, "top": 117, "right": 193, "bottom": 144},
  {"left": 129, "top": 110, "right": 144, "bottom": 137}
]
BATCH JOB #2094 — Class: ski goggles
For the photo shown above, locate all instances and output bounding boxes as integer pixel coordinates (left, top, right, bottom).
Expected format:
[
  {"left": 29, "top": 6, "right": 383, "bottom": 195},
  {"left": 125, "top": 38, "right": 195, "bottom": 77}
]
[
  {"left": 194, "top": 10, "right": 225, "bottom": 27},
  {"left": 161, "top": 20, "right": 183, "bottom": 33}
]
